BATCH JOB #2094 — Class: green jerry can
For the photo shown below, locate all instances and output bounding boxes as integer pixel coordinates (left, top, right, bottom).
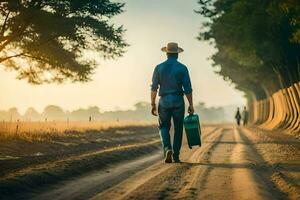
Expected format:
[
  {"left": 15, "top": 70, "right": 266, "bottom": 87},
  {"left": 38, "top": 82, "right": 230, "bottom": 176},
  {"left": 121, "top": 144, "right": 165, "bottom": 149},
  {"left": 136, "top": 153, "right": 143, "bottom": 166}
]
[{"left": 183, "top": 114, "right": 201, "bottom": 149}]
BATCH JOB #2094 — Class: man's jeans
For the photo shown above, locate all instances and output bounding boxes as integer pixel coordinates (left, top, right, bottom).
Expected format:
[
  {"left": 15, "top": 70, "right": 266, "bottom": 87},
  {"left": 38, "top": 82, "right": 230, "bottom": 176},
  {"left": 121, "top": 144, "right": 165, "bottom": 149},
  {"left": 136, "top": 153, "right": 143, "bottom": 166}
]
[{"left": 158, "top": 96, "right": 185, "bottom": 160}]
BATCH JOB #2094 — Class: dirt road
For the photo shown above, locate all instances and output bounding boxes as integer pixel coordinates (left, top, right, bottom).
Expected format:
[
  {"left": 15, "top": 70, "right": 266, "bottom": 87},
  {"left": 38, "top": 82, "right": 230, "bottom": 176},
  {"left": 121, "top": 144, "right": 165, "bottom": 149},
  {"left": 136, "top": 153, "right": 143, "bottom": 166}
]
[
  {"left": 27, "top": 125, "right": 300, "bottom": 200},
  {"left": 90, "top": 126, "right": 300, "bottom": 200}
]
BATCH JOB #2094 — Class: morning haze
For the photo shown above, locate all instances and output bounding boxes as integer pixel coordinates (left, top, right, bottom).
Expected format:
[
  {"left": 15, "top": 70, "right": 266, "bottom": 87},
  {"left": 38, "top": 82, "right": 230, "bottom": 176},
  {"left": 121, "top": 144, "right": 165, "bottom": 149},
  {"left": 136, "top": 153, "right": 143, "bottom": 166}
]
[{"left": 0, "top": 0, "right": 245, "bottom": 113}]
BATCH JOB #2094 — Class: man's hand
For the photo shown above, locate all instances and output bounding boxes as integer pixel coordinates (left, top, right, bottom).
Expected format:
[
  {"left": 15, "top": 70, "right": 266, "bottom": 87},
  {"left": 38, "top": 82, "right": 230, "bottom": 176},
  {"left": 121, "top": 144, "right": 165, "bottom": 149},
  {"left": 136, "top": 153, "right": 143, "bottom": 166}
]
[
  {"left": 186, "top": 93, "right": 194, "bottom": 115},
  {"left": 188, "top": 105, "right": 194, "bottom": 115},
  {"left": 151, "top": 104, "right": 158, "bottom": 116}
]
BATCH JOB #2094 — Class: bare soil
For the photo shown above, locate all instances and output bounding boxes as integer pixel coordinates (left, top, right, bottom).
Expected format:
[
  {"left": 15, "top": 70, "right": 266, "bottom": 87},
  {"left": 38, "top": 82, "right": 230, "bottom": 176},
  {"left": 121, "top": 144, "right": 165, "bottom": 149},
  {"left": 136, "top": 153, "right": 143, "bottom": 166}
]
[{"left": 0, "top": 125, "right": 160, "bottom": 199}]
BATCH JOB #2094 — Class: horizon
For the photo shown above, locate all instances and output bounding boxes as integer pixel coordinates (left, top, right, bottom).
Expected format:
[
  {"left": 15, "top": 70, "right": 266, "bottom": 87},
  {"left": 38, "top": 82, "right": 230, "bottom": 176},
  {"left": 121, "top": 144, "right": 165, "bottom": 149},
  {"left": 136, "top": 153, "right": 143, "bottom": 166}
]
[
  {"left": 0, "top": 101, "right": 243, "bottom": 115},
  {"left": 0, "top": 101, "right": 237, "bottom": 123}
]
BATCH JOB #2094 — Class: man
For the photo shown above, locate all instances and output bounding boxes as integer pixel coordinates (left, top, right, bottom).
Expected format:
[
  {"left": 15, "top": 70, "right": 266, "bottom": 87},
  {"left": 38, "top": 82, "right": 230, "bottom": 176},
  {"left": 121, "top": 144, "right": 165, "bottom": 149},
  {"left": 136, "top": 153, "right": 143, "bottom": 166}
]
[
  {"left": 150, "top": 42, "right": 194, "bottom": 163},
  {"left": 242, "top": 106, "right": 249, "bottom": 126},
  {"left": 235, "top": 107, "right": 241, "bottom": 126}
]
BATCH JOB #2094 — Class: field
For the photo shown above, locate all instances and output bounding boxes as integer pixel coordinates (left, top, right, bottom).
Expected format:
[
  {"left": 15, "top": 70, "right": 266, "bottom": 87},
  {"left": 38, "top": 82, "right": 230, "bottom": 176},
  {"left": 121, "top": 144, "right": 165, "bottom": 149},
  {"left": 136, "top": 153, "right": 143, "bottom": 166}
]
[
  {"left": 0, "top": 121, "right": 161, "bottom": 199},
  {"left": 0, "top": 121, "right": 156, "bottom": 141}
]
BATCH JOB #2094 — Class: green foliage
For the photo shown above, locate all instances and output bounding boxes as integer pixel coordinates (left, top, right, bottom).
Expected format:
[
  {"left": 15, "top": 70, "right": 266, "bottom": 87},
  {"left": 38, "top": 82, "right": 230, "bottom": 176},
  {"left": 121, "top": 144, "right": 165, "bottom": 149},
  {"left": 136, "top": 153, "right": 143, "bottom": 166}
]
[
  {"left": 197, "top": 0, "right": 300, "bottom": 100},
  {"left": 0, "top": 0, "right": 128, "bottom": 84}
]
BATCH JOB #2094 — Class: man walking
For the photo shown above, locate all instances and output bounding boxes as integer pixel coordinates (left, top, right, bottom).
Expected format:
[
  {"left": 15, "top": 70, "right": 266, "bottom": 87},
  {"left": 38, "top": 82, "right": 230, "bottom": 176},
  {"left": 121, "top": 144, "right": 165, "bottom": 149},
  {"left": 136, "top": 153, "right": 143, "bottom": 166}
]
[
  {"left": 235, "top": 107, "right": 241, "bottom": 126},
  {"left": 242, "top": 106, "right": 249, "bottom": 126},
  {"left": 150, "top": 42, "right": 194, "bottom": 163}
]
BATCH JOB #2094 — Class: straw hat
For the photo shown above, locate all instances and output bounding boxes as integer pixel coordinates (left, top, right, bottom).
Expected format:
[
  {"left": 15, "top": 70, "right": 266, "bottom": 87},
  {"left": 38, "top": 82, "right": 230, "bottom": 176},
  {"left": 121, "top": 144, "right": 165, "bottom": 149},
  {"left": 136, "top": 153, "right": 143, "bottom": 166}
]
[{"left": 161, "top": 42, "right": 184, "bottom": 53}]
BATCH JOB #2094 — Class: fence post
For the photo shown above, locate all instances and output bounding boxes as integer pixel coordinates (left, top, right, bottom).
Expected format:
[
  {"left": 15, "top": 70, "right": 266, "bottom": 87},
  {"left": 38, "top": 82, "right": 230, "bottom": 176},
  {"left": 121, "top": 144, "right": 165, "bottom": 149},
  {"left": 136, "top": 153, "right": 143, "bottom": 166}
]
[{"left": 16, "top": 119, "right": 19, "bottom": 135}]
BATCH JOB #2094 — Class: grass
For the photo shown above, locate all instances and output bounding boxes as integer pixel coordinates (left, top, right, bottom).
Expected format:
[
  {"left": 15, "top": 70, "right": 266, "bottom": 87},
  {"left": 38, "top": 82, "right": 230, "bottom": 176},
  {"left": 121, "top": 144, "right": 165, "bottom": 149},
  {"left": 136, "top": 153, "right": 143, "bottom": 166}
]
[{"left": 0, "top": 121, "right": 156, "bottom": 142}]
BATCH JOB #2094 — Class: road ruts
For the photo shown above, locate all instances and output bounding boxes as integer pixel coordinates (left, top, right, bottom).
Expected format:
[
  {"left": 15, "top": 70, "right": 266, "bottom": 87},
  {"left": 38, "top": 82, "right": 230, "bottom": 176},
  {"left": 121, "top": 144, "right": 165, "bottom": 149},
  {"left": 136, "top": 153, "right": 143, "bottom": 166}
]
[
  {"left": 91, "top": 127, "right": 223, "bottom": 200},
  {"left": 92, "top": 126, "right": 296, "bottom": 200},
  {"left": 5, "top": 125, "right": 297, "bottom": 200}
]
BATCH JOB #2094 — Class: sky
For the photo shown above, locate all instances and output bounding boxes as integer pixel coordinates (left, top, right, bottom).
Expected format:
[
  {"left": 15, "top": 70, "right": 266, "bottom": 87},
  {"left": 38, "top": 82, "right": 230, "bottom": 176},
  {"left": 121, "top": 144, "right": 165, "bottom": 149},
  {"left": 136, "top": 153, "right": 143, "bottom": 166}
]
[{"left": 0, "top": 0, "right": 246, "bottom": 113}]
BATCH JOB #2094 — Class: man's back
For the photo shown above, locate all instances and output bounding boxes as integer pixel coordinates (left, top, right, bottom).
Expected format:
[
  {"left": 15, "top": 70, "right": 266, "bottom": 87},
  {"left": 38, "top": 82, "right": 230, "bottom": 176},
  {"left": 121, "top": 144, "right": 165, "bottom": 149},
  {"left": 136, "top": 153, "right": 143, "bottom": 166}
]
[
  {"left": 242, "top": 110, "right": 249, "bottom": 119},
  {"left": 152, "top": 57, "right": 192, "bottom": 97}
]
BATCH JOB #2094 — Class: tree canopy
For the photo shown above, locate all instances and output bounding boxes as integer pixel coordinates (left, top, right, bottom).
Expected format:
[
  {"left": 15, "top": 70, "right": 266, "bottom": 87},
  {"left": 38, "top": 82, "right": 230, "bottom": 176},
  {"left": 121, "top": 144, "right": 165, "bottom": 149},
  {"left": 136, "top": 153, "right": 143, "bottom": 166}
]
[
  {"left": 197, "top": 0, "right": 300, "bottom": 100},
  {"left": 0, "top": 0, "right": 127, "bottom": 84}
]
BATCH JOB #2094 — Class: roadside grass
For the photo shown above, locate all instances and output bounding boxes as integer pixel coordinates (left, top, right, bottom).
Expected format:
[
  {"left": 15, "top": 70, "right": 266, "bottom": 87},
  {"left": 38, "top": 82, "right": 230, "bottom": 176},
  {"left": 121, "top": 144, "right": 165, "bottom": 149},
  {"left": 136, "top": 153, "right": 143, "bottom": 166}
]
[{"left": 0, "top": 121, "right": 156, "bottom": 142}]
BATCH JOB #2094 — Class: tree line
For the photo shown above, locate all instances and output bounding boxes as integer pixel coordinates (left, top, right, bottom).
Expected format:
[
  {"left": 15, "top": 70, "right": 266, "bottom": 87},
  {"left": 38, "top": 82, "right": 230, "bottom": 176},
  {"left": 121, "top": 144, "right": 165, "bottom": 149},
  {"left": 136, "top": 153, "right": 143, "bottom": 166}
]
[
  {"left": 197, "top": 0, "right": 300, "bottom": 100},
  {"left": 0, "top": 102, "right": 230, "bottom": 123},
  {"left": 197, "top": 0, "right": 300, "bottom": 134}
]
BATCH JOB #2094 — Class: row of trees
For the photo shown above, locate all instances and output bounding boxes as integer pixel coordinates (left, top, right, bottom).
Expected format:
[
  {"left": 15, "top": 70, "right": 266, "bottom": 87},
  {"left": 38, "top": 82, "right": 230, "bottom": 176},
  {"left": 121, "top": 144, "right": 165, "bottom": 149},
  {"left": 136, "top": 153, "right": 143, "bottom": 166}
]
[
  {"left": 197, "top": 0, "right": 300, "bottom": 134},
  {"left": 0, "top": 102, "right": 229, "bottom": 123}
]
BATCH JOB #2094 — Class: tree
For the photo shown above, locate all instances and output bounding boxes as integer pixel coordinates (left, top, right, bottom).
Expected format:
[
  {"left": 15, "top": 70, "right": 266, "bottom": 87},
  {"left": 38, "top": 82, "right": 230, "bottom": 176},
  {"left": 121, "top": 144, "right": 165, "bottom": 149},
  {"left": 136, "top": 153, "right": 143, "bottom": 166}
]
[
  {"left": 7, "top": 107, "right": 20, "bottom": 121},
  {"left": 0, "top": 0, "right": 128, "bottom": 84},
  {"left": 42, "top": 105, "right": 65, "bottom": 120},
  {"left": 194, "top": 102, "right": 226, "bottom": 122},
  {"left": 24, "top": 107, "right": 40, "bottom": 121},
  {"left": 196, "top": 0, "right": 300, "bottom": 99},
  {"left": 87, "top": 106, "right": 101, "bottom": 116}
]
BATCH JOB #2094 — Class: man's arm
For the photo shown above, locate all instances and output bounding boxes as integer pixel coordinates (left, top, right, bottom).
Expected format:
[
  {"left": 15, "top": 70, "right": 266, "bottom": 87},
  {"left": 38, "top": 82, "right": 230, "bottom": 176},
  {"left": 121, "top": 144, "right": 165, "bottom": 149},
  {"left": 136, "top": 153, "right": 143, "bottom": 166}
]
[
  {"left": 151, "top": 67, "right": 159, "bottom": 116},
  {"left": 151, "top": 91, "right": 158, "bottom": 116},
  {"left": 183, "top": 67, "right": 194, "bottom": 114}
]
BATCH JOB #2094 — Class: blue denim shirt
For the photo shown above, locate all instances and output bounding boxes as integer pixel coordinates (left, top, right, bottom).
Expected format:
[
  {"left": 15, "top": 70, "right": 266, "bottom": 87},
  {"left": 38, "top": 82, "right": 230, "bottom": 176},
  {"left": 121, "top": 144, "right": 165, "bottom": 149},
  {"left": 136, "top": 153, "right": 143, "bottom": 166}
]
[{"left": 151, "top": 57, "right": 192, "bottom": 108}]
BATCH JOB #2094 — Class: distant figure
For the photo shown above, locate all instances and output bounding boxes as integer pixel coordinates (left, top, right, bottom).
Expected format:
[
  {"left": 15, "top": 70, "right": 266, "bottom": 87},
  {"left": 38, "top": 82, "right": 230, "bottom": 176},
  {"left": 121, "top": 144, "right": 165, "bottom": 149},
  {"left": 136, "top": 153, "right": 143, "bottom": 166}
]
[
  {"left": 89, "top": 116, "right": 92, "bottom": 122},
  {"left": 235, "top": 107, "right": 241, "bottom": 126},
  {"left": 151, "top": 42, "right": 194, "bottom": 163},
  {"left": 242, "top": 106, "right": 249, "bottom": 126}
]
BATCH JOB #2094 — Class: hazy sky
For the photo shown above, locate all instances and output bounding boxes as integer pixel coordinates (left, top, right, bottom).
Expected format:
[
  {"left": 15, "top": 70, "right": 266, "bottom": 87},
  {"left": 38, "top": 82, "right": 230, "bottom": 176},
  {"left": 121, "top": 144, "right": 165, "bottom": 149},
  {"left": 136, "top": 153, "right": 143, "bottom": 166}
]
[{"left": 0, "top": 0, "right": 246, "bottom": 113}]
